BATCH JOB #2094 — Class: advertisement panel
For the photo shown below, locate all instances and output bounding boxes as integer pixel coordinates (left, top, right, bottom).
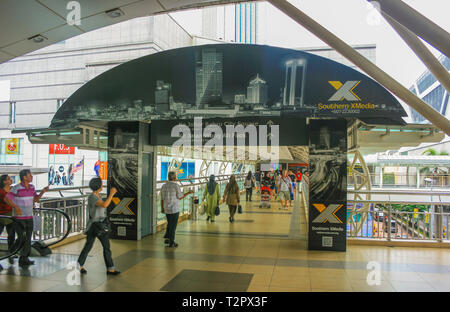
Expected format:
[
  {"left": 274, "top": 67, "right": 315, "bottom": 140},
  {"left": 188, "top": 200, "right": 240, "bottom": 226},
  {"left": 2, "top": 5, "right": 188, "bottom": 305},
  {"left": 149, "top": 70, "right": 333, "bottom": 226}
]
[
  {"left": 107, "top": 121, "right": 139, "bottom": 240},
  {"left": 49, "top": 144, "right": 75, "bottom": 154},
  {"left": 308, "top": 119, "right": 347, "bottom": 251}
]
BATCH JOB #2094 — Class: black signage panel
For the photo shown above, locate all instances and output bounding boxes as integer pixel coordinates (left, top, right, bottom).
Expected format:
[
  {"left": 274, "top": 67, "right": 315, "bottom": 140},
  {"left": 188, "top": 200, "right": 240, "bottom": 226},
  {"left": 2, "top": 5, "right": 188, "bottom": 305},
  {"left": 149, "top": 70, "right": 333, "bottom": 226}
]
[
  {"left": 107, "top": 121, "right": 139, "bottom": 240},
  {"left": 308, "top": 119, "right": 347, "bottom": 251},
  {"left": 150, "top": 117, "right": 307, "bottom": 146}
]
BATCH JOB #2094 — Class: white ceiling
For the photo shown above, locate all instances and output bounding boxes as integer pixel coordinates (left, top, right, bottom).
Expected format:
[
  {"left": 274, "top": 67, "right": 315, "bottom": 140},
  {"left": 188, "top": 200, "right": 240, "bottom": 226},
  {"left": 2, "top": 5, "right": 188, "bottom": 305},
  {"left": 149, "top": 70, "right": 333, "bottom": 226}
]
[{"left": 0, "top": 0, "right": 252, "bottom": 63}]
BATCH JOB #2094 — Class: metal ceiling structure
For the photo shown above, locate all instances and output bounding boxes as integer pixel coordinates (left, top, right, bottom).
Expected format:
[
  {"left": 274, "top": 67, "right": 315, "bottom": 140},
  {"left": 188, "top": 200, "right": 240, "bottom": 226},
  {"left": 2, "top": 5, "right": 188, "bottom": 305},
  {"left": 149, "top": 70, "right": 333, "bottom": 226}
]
[{"left": 0, "top": 0, "right": 253, "bottom": 64}]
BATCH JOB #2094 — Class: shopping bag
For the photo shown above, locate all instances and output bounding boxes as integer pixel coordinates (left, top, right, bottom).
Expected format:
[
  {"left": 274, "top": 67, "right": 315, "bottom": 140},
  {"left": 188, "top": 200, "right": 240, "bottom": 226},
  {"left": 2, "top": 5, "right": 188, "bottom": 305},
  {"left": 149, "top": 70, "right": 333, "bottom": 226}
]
[
  {"left": 238, "top": 205, "right": 242, "bottom": 214},
  {"left": 214, "top": 206, "right": 220, "bottom": 216}
]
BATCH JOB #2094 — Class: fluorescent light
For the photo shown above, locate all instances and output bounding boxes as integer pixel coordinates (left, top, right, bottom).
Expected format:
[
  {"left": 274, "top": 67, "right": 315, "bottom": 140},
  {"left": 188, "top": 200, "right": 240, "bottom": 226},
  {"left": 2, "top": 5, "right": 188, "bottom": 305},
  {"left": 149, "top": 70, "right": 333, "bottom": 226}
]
[
  {"left": 28, "top": 34, "right": 48, "bottom": 43},
  {"left": 105, "top": 8, "right": 124, "bottom": 18}
]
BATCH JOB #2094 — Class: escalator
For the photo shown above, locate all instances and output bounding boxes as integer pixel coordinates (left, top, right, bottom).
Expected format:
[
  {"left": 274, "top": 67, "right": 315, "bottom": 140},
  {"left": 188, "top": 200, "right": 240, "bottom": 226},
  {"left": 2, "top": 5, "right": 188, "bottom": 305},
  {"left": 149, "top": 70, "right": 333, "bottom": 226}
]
[{"left": 0, "top": 208, "right": 72, "bottom": 260}]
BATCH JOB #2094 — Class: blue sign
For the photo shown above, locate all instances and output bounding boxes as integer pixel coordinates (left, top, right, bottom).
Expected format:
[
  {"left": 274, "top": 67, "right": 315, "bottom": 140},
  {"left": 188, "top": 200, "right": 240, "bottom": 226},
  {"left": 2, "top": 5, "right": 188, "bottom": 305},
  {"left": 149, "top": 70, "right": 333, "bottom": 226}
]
[{"left": 59, "top": 166, "right": 64, "bottom": 173}]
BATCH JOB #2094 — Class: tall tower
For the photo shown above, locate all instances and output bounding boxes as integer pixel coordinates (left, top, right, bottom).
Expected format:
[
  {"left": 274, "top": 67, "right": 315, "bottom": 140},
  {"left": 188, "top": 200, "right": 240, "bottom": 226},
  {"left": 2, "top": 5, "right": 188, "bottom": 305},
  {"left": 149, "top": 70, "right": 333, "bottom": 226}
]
[
  {"left": 283, "top": 59, "right": 307, "bottom": 108},
  {"left": 235, "top": 2, "right": 258, "bottom": 44},
  {"left": 195, "top": 48, "right": 223, "bottom": 107}
]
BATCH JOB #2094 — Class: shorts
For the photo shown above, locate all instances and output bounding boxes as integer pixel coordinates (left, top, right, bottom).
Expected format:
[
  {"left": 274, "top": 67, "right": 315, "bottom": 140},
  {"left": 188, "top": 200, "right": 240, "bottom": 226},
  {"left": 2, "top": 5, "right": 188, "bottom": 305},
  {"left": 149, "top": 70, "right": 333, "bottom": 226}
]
[{"left": 280, "top": 191, "right": 290, "bottom": 201}]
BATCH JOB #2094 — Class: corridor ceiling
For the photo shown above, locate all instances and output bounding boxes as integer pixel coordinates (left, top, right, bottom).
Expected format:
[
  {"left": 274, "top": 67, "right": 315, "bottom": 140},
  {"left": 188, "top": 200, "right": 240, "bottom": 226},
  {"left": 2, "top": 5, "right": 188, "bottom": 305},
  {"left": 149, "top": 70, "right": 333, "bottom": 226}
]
[{"left": 0, "top": 0, "right": 253, "bottom": 63}]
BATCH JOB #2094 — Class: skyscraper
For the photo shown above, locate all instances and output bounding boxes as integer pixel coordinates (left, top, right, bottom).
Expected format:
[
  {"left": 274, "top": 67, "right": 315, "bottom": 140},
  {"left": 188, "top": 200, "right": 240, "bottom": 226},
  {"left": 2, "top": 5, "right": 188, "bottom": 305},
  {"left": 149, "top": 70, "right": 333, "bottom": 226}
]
[
  {"left": 408, "top": 55, "right": 450, "bottom": 123},
  {"left": 283, "top": 59, "right": 307, "bottom": 109},
  {"left": 246, "top": 74, "right": 268, "bottom": 105},
  {"left": 235, "top": 2, "right": 257, "bottom": 44},
  {"left": 195, "top": 48, "right": 223, "bottom": 107}
]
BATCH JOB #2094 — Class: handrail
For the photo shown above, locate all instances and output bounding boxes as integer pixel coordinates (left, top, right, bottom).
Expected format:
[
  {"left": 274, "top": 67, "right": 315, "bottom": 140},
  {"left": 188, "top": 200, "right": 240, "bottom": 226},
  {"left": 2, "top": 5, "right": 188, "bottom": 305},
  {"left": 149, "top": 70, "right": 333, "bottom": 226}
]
[
  {"left": 0, "top": 216, "right": 26, "bottom": 261},
  {"left": 349, "top": 189, "right": 450, "bottom": 196}
]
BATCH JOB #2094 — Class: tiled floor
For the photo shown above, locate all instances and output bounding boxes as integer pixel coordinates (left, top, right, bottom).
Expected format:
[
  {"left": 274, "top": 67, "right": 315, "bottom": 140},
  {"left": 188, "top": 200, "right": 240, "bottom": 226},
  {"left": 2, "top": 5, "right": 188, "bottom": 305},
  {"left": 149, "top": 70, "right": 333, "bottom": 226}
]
[{"left": 0, "top": 193, "right": 450, "bottom": 292}]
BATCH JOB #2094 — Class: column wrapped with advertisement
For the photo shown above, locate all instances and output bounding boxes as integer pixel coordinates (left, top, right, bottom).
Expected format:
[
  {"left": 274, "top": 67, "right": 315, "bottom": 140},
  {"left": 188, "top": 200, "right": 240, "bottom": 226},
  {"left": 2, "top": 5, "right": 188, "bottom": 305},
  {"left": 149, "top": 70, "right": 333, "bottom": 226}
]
[
  {"left": 107, "top": 121, "right": 139, "bottom": 240},
  {"left": 308, "top": 119, "right": 347, "bottom": 251}
]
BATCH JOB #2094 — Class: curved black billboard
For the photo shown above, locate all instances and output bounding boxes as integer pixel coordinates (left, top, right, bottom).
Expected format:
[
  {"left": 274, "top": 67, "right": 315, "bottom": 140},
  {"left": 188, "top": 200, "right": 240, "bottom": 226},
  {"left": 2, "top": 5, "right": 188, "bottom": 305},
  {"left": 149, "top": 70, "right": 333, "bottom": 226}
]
[{"left": 51, "top": 44, "right": 406, "bottom": 127}]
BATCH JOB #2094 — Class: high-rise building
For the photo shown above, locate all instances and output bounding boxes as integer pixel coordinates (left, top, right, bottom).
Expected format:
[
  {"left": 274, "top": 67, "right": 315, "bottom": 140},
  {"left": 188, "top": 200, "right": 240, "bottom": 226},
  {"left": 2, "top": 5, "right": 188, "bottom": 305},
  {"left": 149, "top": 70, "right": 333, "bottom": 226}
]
[
  {"left": 408, "top": 55, "right": 450, "bottom": 123},
  {"left": 155, "top": 80, "right": 172, "bottom": 112},
  {"left": 235, "top": 3, "right": 258, "bottom": 44},
  {"left": 195, "top": 48, "right": 223, "bottom": 107},
  {"left": 246, "top": 74, "right": 268, "bottom": 105},
  {"left": 282, "top": 59, "right": 307, "bottom": 108}
]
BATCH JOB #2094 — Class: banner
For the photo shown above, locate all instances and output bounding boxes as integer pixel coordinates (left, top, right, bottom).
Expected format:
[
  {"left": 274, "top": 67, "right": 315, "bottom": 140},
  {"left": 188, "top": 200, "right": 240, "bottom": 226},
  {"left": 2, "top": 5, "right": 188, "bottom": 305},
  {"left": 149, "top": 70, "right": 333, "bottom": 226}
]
[
  {"left": 5, "top": 138, "right": 19, "bottom": 155},
  {"left": 308, "top": 119, "right": 347, "bottom": 251},
  {"left": 49, "top": 144, "right": 75, "bottom": 154},
  {"left": 108, "top": 121, "right": 139, "bottom": 240}
]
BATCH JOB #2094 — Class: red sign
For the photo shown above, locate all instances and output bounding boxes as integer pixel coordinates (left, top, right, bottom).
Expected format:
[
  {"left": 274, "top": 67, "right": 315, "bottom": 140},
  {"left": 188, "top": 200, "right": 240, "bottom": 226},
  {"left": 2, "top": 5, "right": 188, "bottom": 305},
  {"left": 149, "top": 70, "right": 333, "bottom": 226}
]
[{"left": 49, "top": 144, "right": 75, "bottom": 154}]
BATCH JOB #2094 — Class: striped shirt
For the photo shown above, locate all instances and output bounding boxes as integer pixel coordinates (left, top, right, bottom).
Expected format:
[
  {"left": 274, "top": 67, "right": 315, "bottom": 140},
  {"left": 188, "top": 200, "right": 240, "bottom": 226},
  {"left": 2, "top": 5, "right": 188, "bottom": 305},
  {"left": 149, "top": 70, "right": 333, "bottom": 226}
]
[
  {"left": 160, "top": 181, "right": 183, "bottom": 214},
  {"left": 6, "top": 183, "right": 37, "bottom": 219}
]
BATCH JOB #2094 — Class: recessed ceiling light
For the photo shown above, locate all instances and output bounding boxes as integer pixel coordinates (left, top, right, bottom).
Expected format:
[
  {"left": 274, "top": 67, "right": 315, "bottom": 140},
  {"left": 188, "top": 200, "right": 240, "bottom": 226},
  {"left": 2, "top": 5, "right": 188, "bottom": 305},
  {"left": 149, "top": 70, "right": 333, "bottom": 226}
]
[
  {"left": 28, "top": 34, "right": 48, "bottom": 43},
  {"left": 105, "top": 8, "right": 124, "bottom": 18}
]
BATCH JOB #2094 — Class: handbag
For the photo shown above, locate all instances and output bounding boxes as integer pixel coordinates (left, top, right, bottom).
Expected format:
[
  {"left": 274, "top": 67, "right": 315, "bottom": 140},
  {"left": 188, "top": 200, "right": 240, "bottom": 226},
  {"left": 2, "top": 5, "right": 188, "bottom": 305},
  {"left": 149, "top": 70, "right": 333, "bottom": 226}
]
[
  {"left": 93, "top": 218, "right": 111, "bottom": 236},
  {"left": 237, "top": 205, "right": 242, "bottom": 214},
  {"left": 214, "top": 206, "right": 220, "bottom": 216}
]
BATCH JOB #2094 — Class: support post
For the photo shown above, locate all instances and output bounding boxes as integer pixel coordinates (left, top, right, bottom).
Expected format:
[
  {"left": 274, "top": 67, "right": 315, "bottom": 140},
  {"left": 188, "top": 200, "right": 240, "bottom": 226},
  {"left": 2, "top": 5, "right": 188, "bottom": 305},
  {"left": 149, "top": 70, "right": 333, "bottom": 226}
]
[
  {"left": 382, "top": 13, "right": 450, "bottom": 93},
  {"left": 268, "top": 0, "right": 450, "bottom": 135},
  {"left": 368, "top": 0, "right": 450, "bottom": 58}
]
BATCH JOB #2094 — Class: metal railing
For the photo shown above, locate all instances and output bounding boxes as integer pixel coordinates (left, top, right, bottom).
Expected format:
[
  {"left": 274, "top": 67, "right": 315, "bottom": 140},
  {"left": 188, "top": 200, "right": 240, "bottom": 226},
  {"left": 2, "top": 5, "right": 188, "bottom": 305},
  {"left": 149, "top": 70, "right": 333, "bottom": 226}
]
[
  {"left": 349, "top": 173, "right": 450, "bottom": 189},
  {"left": 32, "top": 185, "right": 106, "bottom": 245},
  {"left": 347, "top": 189, "right": 450, "bottom": 242},
  {"left": 156, "top": 174, "right": 246, "bottom": 222}
]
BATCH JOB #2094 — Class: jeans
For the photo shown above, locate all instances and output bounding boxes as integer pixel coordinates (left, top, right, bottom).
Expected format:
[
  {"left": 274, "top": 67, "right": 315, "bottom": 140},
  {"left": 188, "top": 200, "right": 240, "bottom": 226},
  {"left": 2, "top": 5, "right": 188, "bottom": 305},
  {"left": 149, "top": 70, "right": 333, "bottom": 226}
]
[
  {"left": 78, "top": 224, "right": 114, "bottom": 270},
  {"left": 246, "top": 188, "right": 252, "bottom": 201},
  {"left": 164, "top": 212, "right": 179, "bottom": 245},
  {"left": 228, "top": 205, "right": 237, "bottom": 218},
  {"left": 0, "top": 221, "right": 18, "bottom": 253}
]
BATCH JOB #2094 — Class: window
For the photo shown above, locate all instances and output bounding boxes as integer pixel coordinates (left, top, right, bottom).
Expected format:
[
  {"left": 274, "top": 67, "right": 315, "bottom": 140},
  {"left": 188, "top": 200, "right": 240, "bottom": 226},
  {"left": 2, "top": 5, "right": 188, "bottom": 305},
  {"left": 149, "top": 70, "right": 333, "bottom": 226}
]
[
  {"left": 9, "top": 102, "right": 16, "bottom": 124},
  {"left": 0, "top": 138, "right": 24, "bottom": 165}
]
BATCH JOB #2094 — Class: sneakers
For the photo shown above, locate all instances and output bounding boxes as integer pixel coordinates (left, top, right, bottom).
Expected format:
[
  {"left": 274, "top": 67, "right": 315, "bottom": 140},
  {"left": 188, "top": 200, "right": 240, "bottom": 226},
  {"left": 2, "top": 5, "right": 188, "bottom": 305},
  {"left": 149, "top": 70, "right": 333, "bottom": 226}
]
[
  {"left": 168, "top": 242, "right": 178, "bottom": 248},
  {"left": 19, "top": 258, "right": 35, "bottom": 266},
  {"left": 206, "top": 216, "right": 210, "bottom": 222},
  {"left": 80, "top": 267, "right": 87, "bottom": 274},
  {"left": 164, "top": 238, "right": 170, "bottom": 245},
  {"left": 106, "top": 270, "right": 121, "bottom": 275}
]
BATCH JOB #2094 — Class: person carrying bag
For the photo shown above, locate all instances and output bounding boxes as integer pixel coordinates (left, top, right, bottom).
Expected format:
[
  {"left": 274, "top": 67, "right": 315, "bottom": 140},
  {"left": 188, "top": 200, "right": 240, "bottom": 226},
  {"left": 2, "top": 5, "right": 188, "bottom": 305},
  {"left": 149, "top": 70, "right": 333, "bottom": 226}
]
[
  {"left": 77, "top": 177, "right": 120, "bottom": 275},
  {"left": 223, "top": 175, "right": 241, "bottom": 223},
  {"left": 202, "top": 175, "right": 220, "bottom": 223}
]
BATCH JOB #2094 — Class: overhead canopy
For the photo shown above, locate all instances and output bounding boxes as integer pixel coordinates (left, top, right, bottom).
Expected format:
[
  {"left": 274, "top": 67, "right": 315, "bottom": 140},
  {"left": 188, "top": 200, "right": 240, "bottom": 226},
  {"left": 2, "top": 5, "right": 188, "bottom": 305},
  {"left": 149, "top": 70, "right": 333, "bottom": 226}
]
[{"left": 51, "top": 44, "right": 407, "bottom": 128}]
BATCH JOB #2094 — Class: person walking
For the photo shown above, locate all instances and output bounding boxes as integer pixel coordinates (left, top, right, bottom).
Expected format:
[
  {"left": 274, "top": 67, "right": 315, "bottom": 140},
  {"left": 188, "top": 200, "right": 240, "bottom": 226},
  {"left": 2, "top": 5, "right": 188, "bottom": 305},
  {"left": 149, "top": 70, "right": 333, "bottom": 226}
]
[
  {"left": 255, "top": 170, "right": 261, "bottom": 194},
  {"left": 244, "top": 171, "right": 255, "bottom": 202},
  {"left": 78, "top": 177, "right": 120, "bottom": 275},
  {"left": 0, "top": 175, "right": 23, "bottom": 266},
  {"left": 202, "top": 175, "right": 220, "bottom": 223},
  {"left": 223, "top": 175, "right": 241, "bottom": 223},
  {"left": 278, "top": 170, "right": 293, "bottom": 210},
  {"left": 4, "top": 169, "right": 49, "bottom": 266},
  {"left": 161, "top": 171, "right": 194, "bottom": 248}
]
